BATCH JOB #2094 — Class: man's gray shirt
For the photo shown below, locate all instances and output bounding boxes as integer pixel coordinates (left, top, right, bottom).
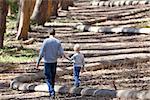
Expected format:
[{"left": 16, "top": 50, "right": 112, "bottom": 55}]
[{"left": 38, "top": 37, "right": 64, "bottom": 63}]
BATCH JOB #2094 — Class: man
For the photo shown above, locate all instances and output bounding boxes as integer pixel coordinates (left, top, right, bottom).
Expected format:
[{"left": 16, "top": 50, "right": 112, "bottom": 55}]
[{"left": 36, "top": 29, "right": 64, "bottom": 98}]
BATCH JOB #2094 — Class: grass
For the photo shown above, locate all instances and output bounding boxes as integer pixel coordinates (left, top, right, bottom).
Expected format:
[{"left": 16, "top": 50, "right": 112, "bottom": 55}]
[
  {"left": 1, "top": 15, "right": 38, "bottom": 63},
  {"left": 0, "top": 46, "right": 38, "bottom": 63}
]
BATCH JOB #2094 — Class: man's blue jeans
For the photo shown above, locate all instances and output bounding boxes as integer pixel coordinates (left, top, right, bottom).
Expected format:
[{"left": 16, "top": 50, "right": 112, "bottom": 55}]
[
  {"left": 44, "top": 63, "right": 57, "bottom": 96},
  {"left": 73, "top": 66, "right": 81, "bottom": 87}
]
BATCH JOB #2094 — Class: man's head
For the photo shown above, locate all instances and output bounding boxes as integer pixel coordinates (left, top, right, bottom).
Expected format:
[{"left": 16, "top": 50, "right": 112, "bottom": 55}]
[{"left": 48, "top": 28, "right": 55, "bottom": 36}]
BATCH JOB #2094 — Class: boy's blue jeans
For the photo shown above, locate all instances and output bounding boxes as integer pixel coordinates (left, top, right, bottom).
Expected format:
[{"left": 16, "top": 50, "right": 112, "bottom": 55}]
[
  {"left": 73, "top": 65, "right": 81, "bottom": 87},
  {"left": 44, "top": 63, "right": 57, "bottom": 96}
]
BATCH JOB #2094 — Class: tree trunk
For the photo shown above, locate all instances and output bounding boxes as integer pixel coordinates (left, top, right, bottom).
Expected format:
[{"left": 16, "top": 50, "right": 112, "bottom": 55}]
[
  {"left": 51, "top": 0, "right": 59, "bottom": 17},
  {"left": 16, "top": 0, "right": 35, "bottom": 40},
  {"left": 0, "top": 0, "right": 8, "bottom": 48},
  {"left": 59, "top": 0, "right": 74, "bottom": 11},
  {"left": 31, "top": 0, "right": 49, "bottom": 25}
]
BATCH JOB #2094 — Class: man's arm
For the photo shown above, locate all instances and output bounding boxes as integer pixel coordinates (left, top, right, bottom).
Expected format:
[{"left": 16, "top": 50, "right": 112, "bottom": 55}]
[
  {"left": 36, "top": 41, "right": 45, "bottom": 69},
  {"left": 36, "top": 55, "right": 42, "bottom": 69}
]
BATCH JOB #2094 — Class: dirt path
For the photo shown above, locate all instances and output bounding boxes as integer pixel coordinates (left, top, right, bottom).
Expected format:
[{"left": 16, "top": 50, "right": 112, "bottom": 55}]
[{"left": 1, "top": 0, "right": 150, "bottom": 99}]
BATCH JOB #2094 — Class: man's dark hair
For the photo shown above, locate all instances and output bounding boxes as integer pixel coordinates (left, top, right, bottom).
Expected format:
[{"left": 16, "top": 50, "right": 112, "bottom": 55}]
[{"left": 48, "top": 28, "right": 55, "bottom": 36}]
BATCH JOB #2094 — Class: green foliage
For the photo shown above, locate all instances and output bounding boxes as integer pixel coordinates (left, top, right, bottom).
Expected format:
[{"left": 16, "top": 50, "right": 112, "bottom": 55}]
[
  {"left": 7, "top": 0, "right": 19, "bottom": 15},
  {"left": 6, "top": 16, "right": 17, "bottom": 30}
]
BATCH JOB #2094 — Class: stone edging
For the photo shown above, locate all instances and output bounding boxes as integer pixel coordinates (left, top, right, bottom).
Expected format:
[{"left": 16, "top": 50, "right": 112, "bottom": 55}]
[
  {"left": 91, "top": 0, "right": 150, "bottom": 7},
  {"left": 10, "top": 67, "right": 150, "bottom": 99},
  {"left": 74, "top": 24, "right": 150, "bottom": 34},
  {"left": 10, "top": 76, "right": 150, "bottom": 99}
]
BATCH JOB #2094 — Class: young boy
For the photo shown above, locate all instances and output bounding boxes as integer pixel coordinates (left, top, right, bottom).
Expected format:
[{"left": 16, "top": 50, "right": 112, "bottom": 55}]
[{"left": 68, "top": 44, "right": 85, "bottom": 87}]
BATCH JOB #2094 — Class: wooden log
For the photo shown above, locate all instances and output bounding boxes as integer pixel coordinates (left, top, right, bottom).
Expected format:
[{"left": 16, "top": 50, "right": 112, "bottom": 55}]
[
  {"left": 44, "top": 22, "right": 80, "bottom": 27},
  {"left": 90, "top": 0, "right": 99, "bottom": 6},
  {"left": 10, "top": 80, "right": 21, "bottom": 90},
  {"left": 22, "top": 38, "right": 36, "bottom": 45},
  {"left": 124, "top": 0, "right": 132, "bottom": 6},
  {"left": 93, "top": 89, "right": 116, "bottom": 97},
  {"left": 109, "top": 1, "right": 114, "bottom": 7},
  {"left": 11, "top": 80, "right": 69, "bottom": 93},
  {"left": 13, "top": 71, "right": 44, "bottom": 82},
  {"left": 99, "top": 1, "right": 105, "bottom": 6},
  {"left": 84, "top": 53, "right": 150, "bottom": 63},
  {"left": 12, "top": 67, "right": 71, "bottom": 83},
  {"left": 117, "top": 89, "right": 150, "bottom": 99},
  {"left": 81, "top": 88, "right": 97, "bottom": 96},
  {"left": 119, "top": 1, "right": 125, "bottom": 6},
  {"left": 69, "top": 87, "right": 84, "bottom": 95},
  {"left": 10, "top": 77, "right": 150, "bottom": 99},
  {"left": 103, "top": 1, "right": 110, "bottom": 6},
  {"left": 81, "top": 7, "right": 150, "bottom": 25},
  {"left": 81, "top": 88, "right": 150, "bottom": 99},
  {"left": 138, "top": 0, "right": 149, "bottom": 5},
  {"left": 33, "top": 83, "right": 69, "bottom": 93},
  {"left": 97, "top": 18, "right": 150, "bottom": 27},
  {"left": 66, "top": 47, "right": 150, "bottom": 57},
  {"left": 93, "top": 0, "right": 150, "bottom": 7},
  {"left": 113, "top": 1, "right": 120, "bottom": 7},
  {"left": 63, "top": 42, "right": 150, "bottom": 54},
  {"left": 75, "top": 24, "right": 150, "bottom": 34},
  {"left": 132, "top": 1, "right": 139, "bottom": 5}
]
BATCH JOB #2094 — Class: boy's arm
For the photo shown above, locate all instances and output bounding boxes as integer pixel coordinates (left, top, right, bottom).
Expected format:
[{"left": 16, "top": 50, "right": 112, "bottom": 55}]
[
  {"left": 63, "top": 54, "right": 71, "bottom": 61},
  {"left": 82, "top": 54, "right": 87, "bottom": 72}
]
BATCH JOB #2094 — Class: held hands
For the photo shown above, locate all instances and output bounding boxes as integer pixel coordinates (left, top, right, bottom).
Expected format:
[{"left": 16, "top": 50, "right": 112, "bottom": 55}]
[
  {"left": 81, "top": 67, "right": 87, "bottom": 73},
  {"left": 36, "top": 63, "right": 39, "bottom": 69}
]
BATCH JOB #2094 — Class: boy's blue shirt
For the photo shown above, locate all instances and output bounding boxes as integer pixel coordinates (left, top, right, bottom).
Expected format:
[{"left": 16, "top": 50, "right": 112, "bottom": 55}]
[{"left": 71, "top": 52, "right": 85, "bottom": 67}]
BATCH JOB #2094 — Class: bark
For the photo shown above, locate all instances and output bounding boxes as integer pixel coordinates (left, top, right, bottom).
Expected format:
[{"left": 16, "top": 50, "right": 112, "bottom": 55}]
[
  {"left": 16, "top": 0, "right": 35, "bottom": 40},
  {"left": 0, "top": 0, "right": 8, "bottom": 48},
  {"left": 51, "top": 0, "right": 59, "bottom": 17},
  {"left": 16, "top": 0, "right": 22, "bottom": 30},
  {"left": 59, "top": 0, "right": 74, "bottom": 11},
  {"left": 46, "top": 0, "right": 52, "bottom": 20},
  {"left": 31, "top": 0, "right": 48, "bottom": 25}
]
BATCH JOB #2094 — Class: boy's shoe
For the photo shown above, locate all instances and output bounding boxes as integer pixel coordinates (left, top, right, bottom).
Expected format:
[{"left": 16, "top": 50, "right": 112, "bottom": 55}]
[
  {"left": 50, "top": 95, "right": 55, "bottom": 100},
  {"left": 74, "top": 84, "right": 79, "bottom": 88}
]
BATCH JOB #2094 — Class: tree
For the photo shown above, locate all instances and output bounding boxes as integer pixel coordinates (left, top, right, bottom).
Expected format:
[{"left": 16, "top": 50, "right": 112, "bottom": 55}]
[
  {"left": 16, "top": 0, "right": 35, "bottom": 40},
  {"left": 16, "top": 0, "right": 74, "bottom": 40},
  {"left": 7, "top": 0, "right": 19, "bottom": 16},
  {"left": 31, "top": 0, "right": 51, "bottom": 25},
  {"left": 0, "top": 0, "right": 8, "bottom": 48}
]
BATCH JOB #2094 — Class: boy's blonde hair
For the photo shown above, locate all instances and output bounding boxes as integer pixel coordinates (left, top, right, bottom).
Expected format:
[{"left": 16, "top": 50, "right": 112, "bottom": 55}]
[{"left": 74, "top": 44, "right": 80, "bottom": 51}]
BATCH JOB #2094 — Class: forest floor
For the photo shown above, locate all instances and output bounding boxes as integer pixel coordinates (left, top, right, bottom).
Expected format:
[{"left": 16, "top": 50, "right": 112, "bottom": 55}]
[{"left": 0, "top": 0, "right": 150, "bottom": 100}]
